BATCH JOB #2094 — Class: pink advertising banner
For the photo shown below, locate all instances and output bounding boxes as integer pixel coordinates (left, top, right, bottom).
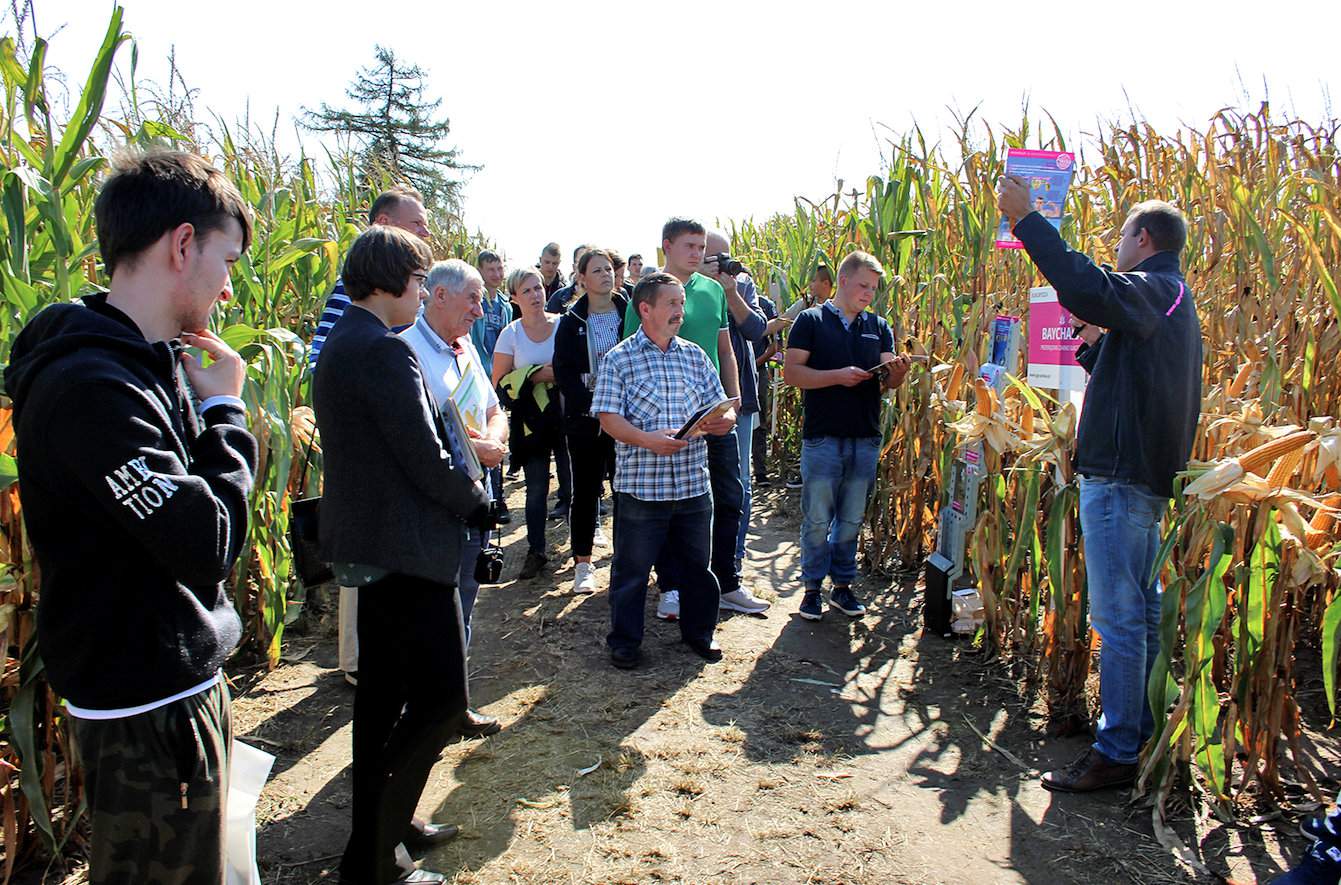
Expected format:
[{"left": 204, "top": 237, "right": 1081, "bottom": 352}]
[{"left": 1026, "top": 286, "right": 1087, "bottom": 390}]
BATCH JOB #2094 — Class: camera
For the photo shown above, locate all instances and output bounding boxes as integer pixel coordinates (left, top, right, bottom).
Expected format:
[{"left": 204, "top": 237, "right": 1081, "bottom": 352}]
[
  {"left": 474, "top": 535, "right": 504, "bottom": 584},
  {"left": 710, "top": 252, "right": 746, "bottom": 277}
]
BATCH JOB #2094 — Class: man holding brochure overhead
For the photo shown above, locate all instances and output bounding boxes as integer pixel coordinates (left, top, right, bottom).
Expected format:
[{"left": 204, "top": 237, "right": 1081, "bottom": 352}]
[
  {"left": 998, "top": 177, "right": 1202, "bottom": 794},
  {"left": 594, "top": 272, "right": 737, "bottom": 669},
  {"left": 784, "top": 251, "right": 910, "bottom": 622}
]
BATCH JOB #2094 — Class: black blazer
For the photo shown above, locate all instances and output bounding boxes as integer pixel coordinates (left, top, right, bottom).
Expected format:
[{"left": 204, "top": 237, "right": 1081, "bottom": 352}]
[
  {"left": 553, "top": 292, "right": 630, "bottom": 437},
  {"left": 313, "top": 305, "right": 489, "bottom": 584}
]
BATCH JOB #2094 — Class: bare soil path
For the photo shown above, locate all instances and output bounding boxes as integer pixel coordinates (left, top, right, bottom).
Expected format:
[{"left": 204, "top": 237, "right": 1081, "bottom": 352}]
[{"left": 223, "top": 480, "right": 1322, "bottom": 884}]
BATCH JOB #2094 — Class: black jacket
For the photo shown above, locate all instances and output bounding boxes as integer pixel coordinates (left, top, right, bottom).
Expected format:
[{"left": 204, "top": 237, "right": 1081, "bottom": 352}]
[
  {"left": 553, "top": 292, "right": 630, "bottom": 437},
  {"left": 312, "top": 305, "right": 489, "bottom": 583},
  {"left": 546, "top": 284, "right": 578, "bottom": 315},
  {"left": 1014, "top": 212, "right": 1203, "bottom": 497},
  {"left": 4, "top": 294, "right": 258, "bottom": 709}
]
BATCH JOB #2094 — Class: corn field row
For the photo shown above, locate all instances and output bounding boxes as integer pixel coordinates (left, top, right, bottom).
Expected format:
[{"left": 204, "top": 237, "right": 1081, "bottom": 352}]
[{"left": 729, "top": 108, "right": 1341, "bottom": 823}]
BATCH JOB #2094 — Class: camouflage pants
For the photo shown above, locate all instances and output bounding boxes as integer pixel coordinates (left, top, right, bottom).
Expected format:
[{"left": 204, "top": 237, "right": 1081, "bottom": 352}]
[{"left": 72, "top": 681, "right": 232, "bottom": 885}]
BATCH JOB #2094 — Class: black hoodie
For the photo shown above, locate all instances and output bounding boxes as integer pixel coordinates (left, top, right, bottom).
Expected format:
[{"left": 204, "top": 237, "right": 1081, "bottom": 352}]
[{"left": 4, "top": 293, "right": 258, "bottom": 710}]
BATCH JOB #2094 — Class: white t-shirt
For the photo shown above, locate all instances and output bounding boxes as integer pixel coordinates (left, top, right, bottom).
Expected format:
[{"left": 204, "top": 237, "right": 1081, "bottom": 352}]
[{"left": 495, "top": 316, "right": 559, "bottom": 368}]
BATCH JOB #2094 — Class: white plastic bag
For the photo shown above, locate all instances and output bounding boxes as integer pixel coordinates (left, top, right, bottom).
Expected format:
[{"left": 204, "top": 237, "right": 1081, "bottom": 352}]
[{"left": 226, "top": 740, "right": 276, "bottom": 885}]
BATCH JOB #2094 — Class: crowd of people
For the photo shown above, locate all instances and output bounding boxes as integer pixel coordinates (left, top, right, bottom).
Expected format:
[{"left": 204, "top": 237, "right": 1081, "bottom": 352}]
[{"left": 4, "top": 147, "right": 1331, "bottom": 885}]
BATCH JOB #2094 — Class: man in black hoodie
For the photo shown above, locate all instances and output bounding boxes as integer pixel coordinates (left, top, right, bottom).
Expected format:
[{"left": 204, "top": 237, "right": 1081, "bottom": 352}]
[
  {"left": 5, "top": 149, "right": 257, "bottom": 883},
  {"left": 998, "top": 179, "right": 1202, "bottom": 794}
]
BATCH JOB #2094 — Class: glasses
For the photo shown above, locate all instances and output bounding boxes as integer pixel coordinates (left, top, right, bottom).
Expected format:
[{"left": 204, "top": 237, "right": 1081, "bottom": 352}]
[{"left": 412, "top": 272, "right": 429, "bottom": 291}]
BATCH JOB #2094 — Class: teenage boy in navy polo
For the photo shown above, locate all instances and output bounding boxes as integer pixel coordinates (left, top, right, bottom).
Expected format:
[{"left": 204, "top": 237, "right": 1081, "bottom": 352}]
[
  {"left": 783, "top": 251, "right": 910, "bottom": 620},
  {"left": 594, "top": 273, "right": 736, "bottom": 669}
]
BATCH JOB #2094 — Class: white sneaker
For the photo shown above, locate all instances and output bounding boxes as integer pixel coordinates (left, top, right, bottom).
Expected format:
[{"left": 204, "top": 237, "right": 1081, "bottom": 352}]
[
  {"left": 719, "top": 588, "right": 771, "bottom": 614},
  {"left": 593, "top": 525, "right": 610, "bottom": 548},
  {"left": 573, "top": 561, "right": 597, "bottom": 594},
  {"left": 656, "top": 589, "right": 680, "bottom": 621}
]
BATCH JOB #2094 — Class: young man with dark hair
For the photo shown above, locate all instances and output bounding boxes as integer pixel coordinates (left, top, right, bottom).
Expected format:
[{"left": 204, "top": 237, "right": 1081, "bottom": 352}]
[
  {"left": 545, "top": 243, "right": 594, "bottom": 314},
  {"left": 626, "top": 253, "right": 644, "bottom": 281},
  {"left": 538, "top": 242, "right": 565, "bottom": 298},
  {"left": 998, "top": 181, "right": 1202, "bottom": 794},
  {"left": 594, "top": 273, "right": 736, "bottom": 669},
  {"left": 784, "top": 251, "right": 910, "bottom": 622},
  {"left": 5, "top": 148, "right": 259, "bottom": 884},
  {"left": 308, "top": 185, "right": 429, "bottom": 372},
  {"left": 469, "top": 249, "right": 514, "bottom": 376},
  {"left": 624, "top": 218, "right": 747, "bottom": 622}
]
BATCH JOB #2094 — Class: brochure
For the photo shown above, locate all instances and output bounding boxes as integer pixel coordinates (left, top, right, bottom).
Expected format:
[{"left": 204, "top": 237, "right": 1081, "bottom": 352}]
[
  {"left": 441, "top": 396, "right": 485, "bottom": 482},
  {"left": 996, "top": 148, "right": 1076, "bottom": 249},
  {"left": 675, "top": 396, "right": 741, "bottom": 440}
]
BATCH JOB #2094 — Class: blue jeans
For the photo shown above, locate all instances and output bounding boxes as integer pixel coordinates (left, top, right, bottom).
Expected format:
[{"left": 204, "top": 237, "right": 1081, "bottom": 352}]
[
  {"left": 609, "top": 492, "right": 718, "bottom": 652},
  {"left": 734, "top": 412, "right": 757, "bottom": 569},
  {"left": 654, "top": 432, "right": 743, "bottom": 597},
  {"left": 456, "top": 527, "right": 487, "bottom": 649},
  {"left": 799, "top": 436, "right": 880, "bottom": 587},
  {"left": 521, "top": 453, "right": 551, "bottom": 554},
  {"left": 1080, "top": 475, "right": 1166, "bottom": 764}
]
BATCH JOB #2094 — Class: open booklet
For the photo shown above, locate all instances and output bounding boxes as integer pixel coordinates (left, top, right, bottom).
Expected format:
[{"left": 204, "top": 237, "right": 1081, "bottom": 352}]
[{"left": 674, "top": 396, "right": 741, "bottom": 440}]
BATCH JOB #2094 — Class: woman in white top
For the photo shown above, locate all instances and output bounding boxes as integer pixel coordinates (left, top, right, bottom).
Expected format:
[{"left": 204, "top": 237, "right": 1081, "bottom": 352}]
[{"left": 491, "top": 269, "right": 562, "bottom": 579}]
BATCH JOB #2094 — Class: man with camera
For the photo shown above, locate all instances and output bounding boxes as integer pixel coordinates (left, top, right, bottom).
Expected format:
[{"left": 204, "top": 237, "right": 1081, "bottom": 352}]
[
  {"left": 595, "top": 272, "right": 736, "bottom": 669},
  {"left": 703, "top": 230, "right": 771, "bottom": 614},
  {"left": 401, "top": 258, "right": 508, "bottom": 739},
  {"left": 623, "top": 218, "right": 756, "bottom": 622}
]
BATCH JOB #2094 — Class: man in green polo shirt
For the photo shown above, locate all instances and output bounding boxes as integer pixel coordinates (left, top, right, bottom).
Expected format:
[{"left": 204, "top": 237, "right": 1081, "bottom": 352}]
[{"left": 623, "top": 217, "right": 748, "bottom": 621}]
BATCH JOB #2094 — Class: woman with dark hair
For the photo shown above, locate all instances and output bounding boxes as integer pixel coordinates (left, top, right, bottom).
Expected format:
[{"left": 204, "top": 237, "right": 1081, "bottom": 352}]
[
  {"left": 313, "top": 225, "right": 489, "bottom": 885},
  {"left": 491, "top": 267, "right": 563, "bottom": 579},
  {"left": 553, "top": 249, "right": 629, "bottom": 594}
]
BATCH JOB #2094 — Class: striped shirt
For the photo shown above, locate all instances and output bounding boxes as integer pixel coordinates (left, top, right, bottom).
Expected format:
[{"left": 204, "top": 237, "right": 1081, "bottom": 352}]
[
  {"left": 308, "top": 278, "right": 349, "bottom": 372},
  {"left": 591, "top": 328, "right": 725, "bottom": 501}
]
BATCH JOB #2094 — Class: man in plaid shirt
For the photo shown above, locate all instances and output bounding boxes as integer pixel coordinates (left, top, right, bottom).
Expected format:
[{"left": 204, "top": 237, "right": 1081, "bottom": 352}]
[{"left": 592, "top": 272, "right": 737, "bottom": 669}]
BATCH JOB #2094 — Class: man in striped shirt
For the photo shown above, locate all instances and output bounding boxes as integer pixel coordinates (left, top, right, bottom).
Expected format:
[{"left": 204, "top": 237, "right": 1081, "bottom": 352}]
[
  {"left": 307, "top": 185, "right": 430, "bottom": 373},
  {"left": 308, "top": 184, "right": 430, "bottom": 688},
  {"left": 592, "top": 272, "right": 737, "bottom": 670}
]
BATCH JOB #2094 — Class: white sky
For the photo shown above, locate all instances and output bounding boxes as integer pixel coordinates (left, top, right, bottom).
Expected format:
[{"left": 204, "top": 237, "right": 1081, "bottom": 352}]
[{"left": 39, "top": 0, "right": 1341, "bottom": 266}]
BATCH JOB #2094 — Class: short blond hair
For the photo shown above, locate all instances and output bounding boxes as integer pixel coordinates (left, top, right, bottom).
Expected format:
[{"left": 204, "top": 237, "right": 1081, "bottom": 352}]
[
  {"left": 838, "top": 250, "right": 884, "bottom": 283},
  {"left": 507, "top": 267, "right": 543, "bottom": 296}
]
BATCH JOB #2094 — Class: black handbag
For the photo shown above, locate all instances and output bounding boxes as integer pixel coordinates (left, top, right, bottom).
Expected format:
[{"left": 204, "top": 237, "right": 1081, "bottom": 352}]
[{"left": 289, "top": 440, "right": 333, "bottom": 588}]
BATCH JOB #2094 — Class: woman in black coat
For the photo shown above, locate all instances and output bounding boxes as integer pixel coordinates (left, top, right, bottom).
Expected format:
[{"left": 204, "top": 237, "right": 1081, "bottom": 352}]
[
  {"left": 313, "top": 225, "right": 489, "bottom": 885},
  {"left": 552, "top": 249, "right": 630, "bottom": 595}
]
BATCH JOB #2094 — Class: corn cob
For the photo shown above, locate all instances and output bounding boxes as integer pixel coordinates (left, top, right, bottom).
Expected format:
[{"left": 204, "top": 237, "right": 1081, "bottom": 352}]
[
  {"left": 1238, "top": 430, "right": 1315, "bottom": 476},
  {"left": 1264, "top": 445, "right": 1304, "bottom": 489},
  {"left": 1311, "top": 493, "right": 1341, "bottom": 534},
  {"left": 973, "top": 378, "right": 996, "bottom": 418},
  {"left": 946, "top": 363, "right": 965, "bottom": 401},
  {"left": 1227, "top": 361, "right": 1255, "bottom": 398},
  {"left": 1020, "top": 403, "right": 1035, "bottom": 437}
]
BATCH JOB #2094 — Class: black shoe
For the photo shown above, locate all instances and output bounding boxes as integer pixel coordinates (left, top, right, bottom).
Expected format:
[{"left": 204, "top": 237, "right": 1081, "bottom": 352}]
[
  {"left": 459, "top": 708, "right": 501, "bottom": 738},
  {"left": 343, "top": 670, "right": 358, "bottom": 687},
  {"left": 495, "top": 508, "right": 512, "bottom": 525},
  {"left": 683, "top": 638, "right": 723, "bottom": 662},
  {"left": 403, "top": 820, "right": 460, "bottom": 849},
  {"left": 754, "top": 475, "right": 771, "bottom": 488},
  {"left": 610, "top": 647, "right": 641, "bottom": 669},
  {"left": 1041, "top": 747, "right": 1137, "bottom": 793},
  {"left": 548, "top": 502, "right": 569, "bottom": 521},
  {"left": 518, "top": 550, "right": 547, "bottom": 579},
  {"left": 784, "top": 474, "right": 803, "bottom": 490}
]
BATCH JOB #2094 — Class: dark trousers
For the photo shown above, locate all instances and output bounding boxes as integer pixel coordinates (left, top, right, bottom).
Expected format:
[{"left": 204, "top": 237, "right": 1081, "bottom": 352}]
[
  {"left": 344, "top": 573, "right": 468, "bottom": 883},
  {"left": 553, "top": 434, "right": 572, "bottom": 506},
  {"left": 73, "top": 681, "right": 232, "bottom": 885},
  {"left": 655, "top": 432, "right": 743, "bottom": 596},
  {"left": 521, "top": 452, "right": 552, "bottom": 554},
  {"left": 609, "top": 492, "right": 718, "bottom": 652},
  {"left": 753, "top": 368, "right": 771, "bottom": 479},
  {"left": 568, "top": 432, "right": 616, "bottom": 557}
]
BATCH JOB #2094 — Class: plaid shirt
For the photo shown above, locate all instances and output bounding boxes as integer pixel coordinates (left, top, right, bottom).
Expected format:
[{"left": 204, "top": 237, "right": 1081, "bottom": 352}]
[{"left": 591, "top": 328, "right": 725, "bottom": 501}]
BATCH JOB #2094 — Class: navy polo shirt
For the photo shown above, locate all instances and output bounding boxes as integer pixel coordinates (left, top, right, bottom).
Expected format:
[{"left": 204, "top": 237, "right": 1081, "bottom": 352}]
[{"left": 788, "top": 303, "right": 894, "bottom": 439}]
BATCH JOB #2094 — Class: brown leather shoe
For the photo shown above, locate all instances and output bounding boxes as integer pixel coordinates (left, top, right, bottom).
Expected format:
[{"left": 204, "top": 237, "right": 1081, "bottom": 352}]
[{"left": 1041, "top": 747, "right": 1137, "bottom": 793}]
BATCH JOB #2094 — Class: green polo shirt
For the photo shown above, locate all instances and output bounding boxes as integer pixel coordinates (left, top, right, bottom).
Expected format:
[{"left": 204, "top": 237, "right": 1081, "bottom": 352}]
[{"left": 623, "top": 272, "right": 728, "bottom": 370}]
